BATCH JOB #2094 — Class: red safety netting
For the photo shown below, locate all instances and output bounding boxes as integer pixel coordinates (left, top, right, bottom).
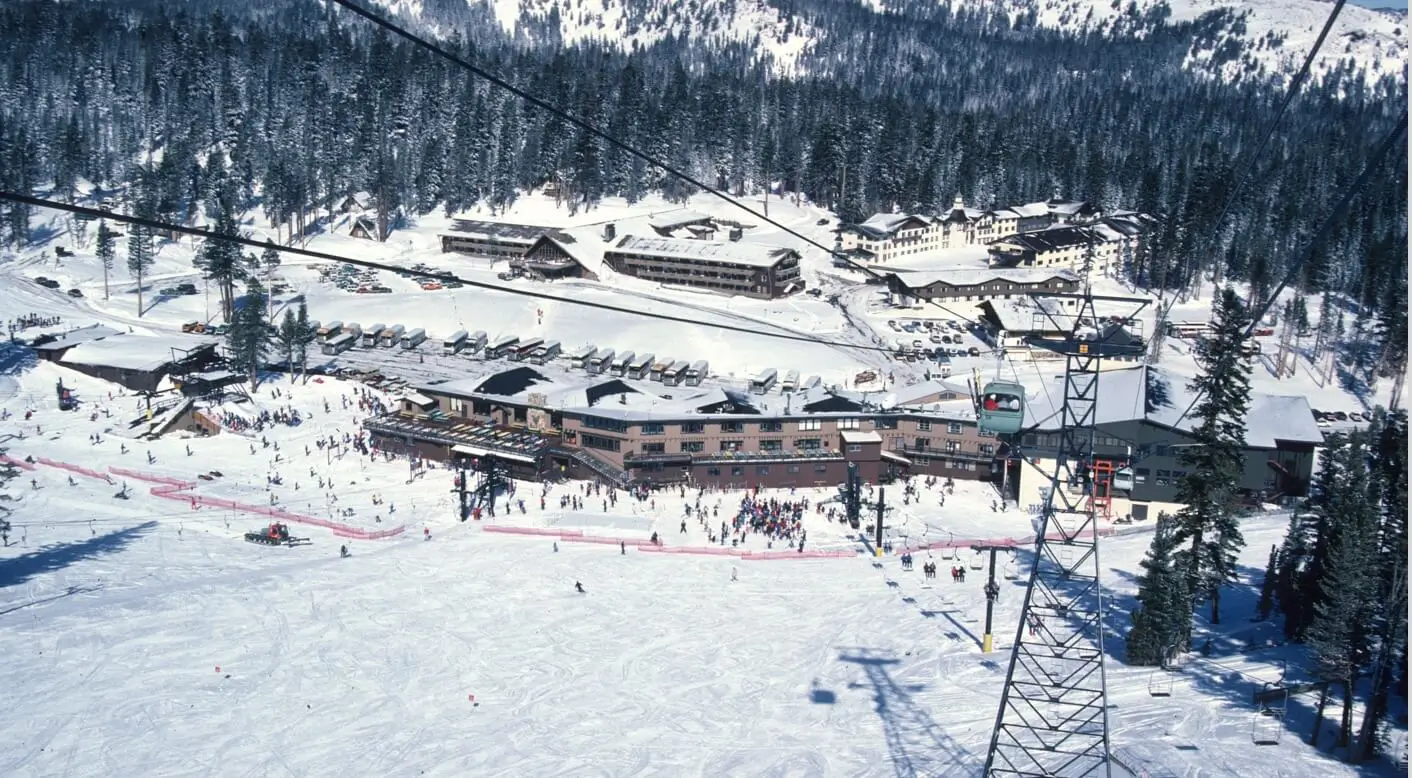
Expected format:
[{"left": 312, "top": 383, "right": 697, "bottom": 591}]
[{"left": 0, "top": 454, "right": 36, "bottom": 471}]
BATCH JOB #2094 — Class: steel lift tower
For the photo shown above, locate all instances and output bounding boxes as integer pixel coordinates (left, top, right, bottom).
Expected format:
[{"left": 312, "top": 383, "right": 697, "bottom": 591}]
[{"left": 983, "top": 291, "right": 1150, "bottom": 778}]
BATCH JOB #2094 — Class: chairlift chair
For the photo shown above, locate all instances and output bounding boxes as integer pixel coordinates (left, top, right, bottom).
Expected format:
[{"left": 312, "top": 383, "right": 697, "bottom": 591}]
[
  {"left": 977, "top": 381, "right": 1025, "bottom": 435},
  {"left": 969, "top": 552, "right": 984, "bottom": 570}
]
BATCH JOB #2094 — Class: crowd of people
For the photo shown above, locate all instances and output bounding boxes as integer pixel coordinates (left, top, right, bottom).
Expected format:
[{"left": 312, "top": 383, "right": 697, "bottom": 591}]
[{"left": 7, "top": 313, "right": 63, "bottom": 334}]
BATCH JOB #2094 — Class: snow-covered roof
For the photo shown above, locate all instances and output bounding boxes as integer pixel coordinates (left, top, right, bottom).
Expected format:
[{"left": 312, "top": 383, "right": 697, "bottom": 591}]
[
  {"left": 442, "top": 219, "right": 569, "bottom": 244},
  {"left": 881, "top": 379, "right": 973, "bottom": 409},
  {"left": 32, "top": 324, "right": 123, "bottom": 352},
  {"left": 1024, "top": 365, "right": 1324, "bottom": 448},
  {"left": 648, "top": 211, "right": 714, "bottom": 231},
  {"left": 991, "top": 226, "right": 1100, "bottom": 253},
  {"left": 839, "top": 430, "right": 882, "bottom": 444},
  {"left": 980, "top": 297, "right": 1075, "bottom": 333},
  {"left": 607, "top": 235, "right": 798, "bottom": 269},
  {"left": 889, "top": 267, "right": 1081, "bottom": 290},
  {"left": 59, "top": 334, "right": 218, "bottom": 372}
]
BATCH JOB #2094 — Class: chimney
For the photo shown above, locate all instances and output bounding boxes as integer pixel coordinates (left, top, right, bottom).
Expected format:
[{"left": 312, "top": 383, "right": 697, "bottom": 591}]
[
  {"left": 729, "top": 227, "right": 743, "bottom": 242},
  {"left": 603, "top": 223, "right": 616, "bottom": 241},
  {"left": 953, "top": 195, "right": 964, "bottom": 211}
]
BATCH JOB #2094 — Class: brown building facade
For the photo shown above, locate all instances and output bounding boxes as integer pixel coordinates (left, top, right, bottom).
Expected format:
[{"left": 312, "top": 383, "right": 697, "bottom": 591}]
[{"left": 603, "top": 235, "right": 803, "bottom": 299}]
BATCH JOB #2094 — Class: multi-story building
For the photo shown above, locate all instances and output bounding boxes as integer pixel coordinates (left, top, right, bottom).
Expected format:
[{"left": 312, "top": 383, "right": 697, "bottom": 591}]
[
  {"left": 362, "top": 361, "right": 1320, "bottom": 513},
  {"left": 839, "top": 195, "right": 1107, "bottom": 264},
  {"left": 1010, "top": 366, "right": 1322, "bottom": 521},
  {"left": 439, "top": 219, "right": 570, "bottom": 259},
  {"left": 603, "top": 235, "right": 803, "bottom": 299},
  {"left": 884, "top": 267, "right": 1082, "bottom": 304}
]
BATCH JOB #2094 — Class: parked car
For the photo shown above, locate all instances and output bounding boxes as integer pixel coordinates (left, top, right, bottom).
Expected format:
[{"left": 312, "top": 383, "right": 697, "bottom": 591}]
[
  {"left": 67, "top": 288, "right": 83, "bottom": 298},
  {"left": 35, "top": 277, "right": 60, "bottom": 289},
  {"left": 177, "top": 282, "right": 198, "bottom": 295},
  {"left": 816, "top": 218, "right": 829, "bottom": 225},
  {"left": 1349, "top": 412, "right": 1364, "bottom": 423},
  {"left": 1334, "top": 411, "right": 1348, "bottom": 422}
]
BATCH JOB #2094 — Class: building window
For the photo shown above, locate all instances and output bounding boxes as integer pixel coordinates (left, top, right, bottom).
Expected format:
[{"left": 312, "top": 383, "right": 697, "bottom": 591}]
[
  {"left": 814, "top": 464, "right": 828, "bottom": 473},
  {"left": 581, "top": 433, "right": 621, "bottom": 452},
  {"left": 876, "top": 417, "right": 898, "bottom": 430},
  {"left": 582, "top": 416, "right": 627, "bottom": 433},
  {"left": 731, "top": 466, "right": 744, "bottom": 476},
  {"left": 787, "top": 464, "right": 800, "bottom": 474},
  {"left": 720, "top": 421, "right": 742, "bottom": 433},
  {"left": 756, "top": 465, "right": 770, "bottom": 476},
  {"left": 707, "top": 467, "right": 720, "bottom": 476},
  {"left": 919, "top": 420, "right": 932, "bottom": 431},
  {"left": 847, "top": 444, "right": 862, "bottom": 453},
  {"left": 760, "top": 439, "right": 783, "bottom": 452},
  {"left": 682, "top": 422, "right": 705, "bottom": 434},
  {"left": 838, "top": 418, "right": 860, "bottom": 430},
  {"left": 1156, "top": 469, "right": 1171, "bottom": 487},
  {"left": 681, "top": 441, "right": 704, "bottom": 453},
  {"left": 980, "top": 444, "right": 995, "bottom": 455},
  {"left": 915, "top": 437, "right": 930, "bottom": 450},
  {"left": 641, "top": 422, "right": 664, "bottom": 436},
  {"left": 795, "top": 438, "right": 822, "bottom": 450},
  {"left": 798, "top": 419, "right": 821, "bottom": 431},
  {"left": 641, "top": 442, "right": 666, "bottom": 454},
  {"left": 759, "top": 421, "right": 782, "bottom": 433},
  {"left": 948, "top": 422, "right": 963, "bottom": 434},
  {"left": 720, "top": 440, "right": 743, "bottom": 452},
  {"left": 1133, "top": 468, "right": 1149, "bottom": 485}
]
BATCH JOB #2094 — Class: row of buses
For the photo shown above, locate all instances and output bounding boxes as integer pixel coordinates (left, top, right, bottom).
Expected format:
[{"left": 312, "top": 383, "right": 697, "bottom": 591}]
[
  {"left": 748, "top": 368, "right": 821, "bottom": 395},
  {"left": 574, "top": 348, "right": 709, "bottom": 387},
  {"left": 317, "top": 321, "right": 428, "bottom": 355},
  {"left": 440, "top": 331, "right": 563, "bottom": 365}
]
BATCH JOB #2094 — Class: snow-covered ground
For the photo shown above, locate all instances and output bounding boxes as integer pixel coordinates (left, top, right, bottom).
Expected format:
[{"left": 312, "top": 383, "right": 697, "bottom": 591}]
[{"left": 0, "top": 358, "right": 1404, "bottom": 776}]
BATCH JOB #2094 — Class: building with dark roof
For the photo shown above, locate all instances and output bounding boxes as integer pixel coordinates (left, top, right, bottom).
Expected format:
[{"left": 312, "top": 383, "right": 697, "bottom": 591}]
[
  {"left": 439, "top": 219, "right": 572, "bottom": 260},
  {"left": 986, "top": 225, "right": 1125, "bottom": 277},
  {"left": 603, "top": 235, "right": 803, "bottom": 299},
  {"left": 55, "top": 334, "right": 221, "bottom": 393},
  {"left": 885, "top": 267, "right": 1081, "bottom": 304}
]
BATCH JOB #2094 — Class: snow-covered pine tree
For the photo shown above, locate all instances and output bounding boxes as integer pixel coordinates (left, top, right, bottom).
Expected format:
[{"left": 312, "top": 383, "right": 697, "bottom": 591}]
[
  {"left": 292, "top": 301, "right": 316, "bottom": 383},
  {"left": 1126, "top": 513, "right": 1189, "bottom": 664},
  {"left": 1255, "top": 544, "right": 1278, "bottom": 621},
  {"left": 95, "top": 220, "right": 115, "bottom": 300},
  {"left": 1354, "top": 411, "right": 1409, "bottom": 762},
  {"left": 1171, "top": 286, "right": 1253, "bottom": 626},
  {"left": 126, "top": 189, "right": 156, "bottom": 318},
  {"left": 225, "top": 278, "right": 270, "bottom": 389},
  {"left": 1304, "top": 431, "right": 1378, "bottom": 751},
  {"left": 199, "top": 197, "right": 244, "bottom": 323},
  {"left": 274, "top": 307, "right": 301, "bottom": 382}
]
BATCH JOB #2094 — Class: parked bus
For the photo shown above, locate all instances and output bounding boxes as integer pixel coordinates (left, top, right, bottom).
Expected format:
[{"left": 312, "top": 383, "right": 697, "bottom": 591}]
[
  {"left": 466, "top": 331, "right": 488, "bottom": 354},
  {"left": 531, "top": 341, "right": 562, "bottom": 365},
  {"left": 442, "top": 330, "right": 468, "bottom": 355},
  {"left": 572, "top": 345, "right": 598, "bottom": 369},
  {"left": 316, "top": 320, "right": 343, "bottom": 343},
  {"left": 750, "top": 368, "right": 778, "bottom": 395},
  {"left": 662, "top": 361, "right": 689, "bottom": 386},
  {"left": 1166, "top": 321, "right": 1211, "bottom": 339},
  {"left": 649, "top": 357, "right": 673, "bottom": 382},
  {"left": 485, "top": 335, "right": 519, "bottom": 359},
  {"left": 609, "top": 350, "right": 635, "bottom": 377},
  {"left": 801, "top": 374, "right": 822, "bottom": 391},
  {"left": 362, "top": 324, "right": 385, "bottom": 347},
  {"left": 587, "top": 348, "right": 614, "bottom": 374},
  {"left": 379, "top": 324, "right": 404, "bottom": 348},
  {"left": 342, "top": 322, "right": 362, "bottom": 341},
  {"left": 321, "top": 332, "right": 356, "bottom": 355},
  {"left": 781, "top": 369, "right": 800, "bottom": 393},
  {"left": 510, "top": 338, "right": 544, "bottom": 362},
  {"left": 627, "top": 353, "right": 654, "bottom": 380},
  {"left": 684, "top": 360, "right": 709, "bottom": 387},
  {"left": 400, "top": 328, "right": 427, "bottom": 350}
]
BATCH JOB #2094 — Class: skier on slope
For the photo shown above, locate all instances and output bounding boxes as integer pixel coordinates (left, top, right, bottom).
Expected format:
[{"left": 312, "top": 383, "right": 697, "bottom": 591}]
[{"left": 575, "top": 581, "right": 586, "bottom": 594}]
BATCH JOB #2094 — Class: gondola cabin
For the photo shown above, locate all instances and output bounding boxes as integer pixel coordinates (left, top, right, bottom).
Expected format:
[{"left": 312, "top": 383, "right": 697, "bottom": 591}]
[
  {"left": 978, "top": 381, "right": 1025, "bottom": 435},
  {"left": 1112, "top": 467, "right": 1135, "bottom": 492}
]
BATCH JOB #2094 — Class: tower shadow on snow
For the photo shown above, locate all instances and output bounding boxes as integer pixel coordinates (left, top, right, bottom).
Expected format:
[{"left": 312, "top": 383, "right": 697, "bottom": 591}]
[
  {"left": 835, "top": 648, "right": 977, "bottom": 778},
  {"left": 0, "top": 521, "right": 156, "bottom": 590}
]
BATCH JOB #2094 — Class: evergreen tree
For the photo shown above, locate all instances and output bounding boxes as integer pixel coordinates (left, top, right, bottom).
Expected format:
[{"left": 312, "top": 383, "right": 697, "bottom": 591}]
[
  {"left": 126, "top": 199, "right": 156, "bottom": 319},
  {"left": 1171, "top": 286, "right": 1253, "bottom": 627},
  {"left": 1304, "top": 433, "right": 1379, "bottom": 750},
  {"left": 225, "top": 278, "right": 270, "bottom": 389},
  {"left": 1255, "top": 544, "right": 1278, "bottom": 621},
  {"left": 291, "top": 301, "right": 316, "bottom": 382},
  {"left": 95, "top": 219, "right": 115, "bottom": 300},
  {"left": 199, "top": 198, "right": 244, "bottom": 323},
  {"left": 274, "top": 306, "right": 302, "bottom": 382},
  {"left": 1126, "top": 513, "right": 1189, "bottom": 664}
]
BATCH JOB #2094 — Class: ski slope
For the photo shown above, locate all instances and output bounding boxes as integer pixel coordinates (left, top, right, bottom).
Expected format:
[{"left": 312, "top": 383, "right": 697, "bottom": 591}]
[{"left": 0, "top": 360, "right": 1399, "bottom": 776}]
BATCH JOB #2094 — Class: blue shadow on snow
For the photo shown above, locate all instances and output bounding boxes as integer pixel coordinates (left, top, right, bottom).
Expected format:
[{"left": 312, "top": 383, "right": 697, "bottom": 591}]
[{"left": 0, "top": 521, "right": 156, "bottom": 589}]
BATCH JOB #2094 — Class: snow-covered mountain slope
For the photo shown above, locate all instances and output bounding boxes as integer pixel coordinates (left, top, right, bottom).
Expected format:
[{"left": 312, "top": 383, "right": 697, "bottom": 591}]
[{"left": 374, "top": 0, "right": 1405, "bottom": 86}]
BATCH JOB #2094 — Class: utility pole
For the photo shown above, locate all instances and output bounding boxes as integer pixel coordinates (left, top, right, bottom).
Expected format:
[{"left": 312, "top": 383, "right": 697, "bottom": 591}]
[
  {"left": 972, "top": 543, "right": 1014, "bottom": 654},
  {"left": 1274, "top": 313, "right": 1297, "bottom": 379},
  {"left": 453, "top": 456, "right": 470, "bottom": 521}
]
